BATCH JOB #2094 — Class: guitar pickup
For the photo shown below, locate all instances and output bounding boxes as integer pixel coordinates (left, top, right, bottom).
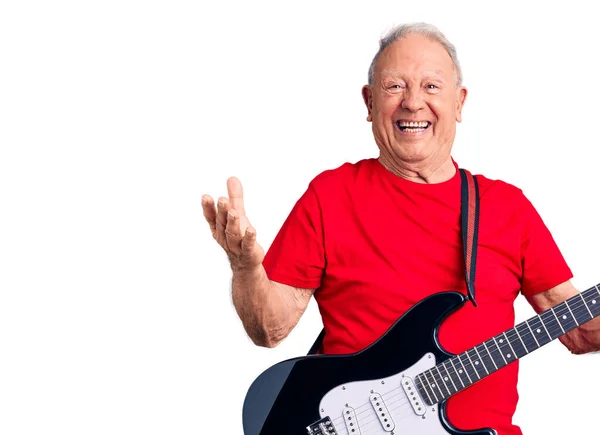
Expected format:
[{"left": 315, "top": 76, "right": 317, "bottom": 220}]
[
  {"left": 342, "top": 405, "right": 361, "bottom": 434},
  {"left": 370, "top": 392, "right": 395, "bottom": 432},
  {"left": 401, "top": 376, "right": 426, "bottom": 415}
]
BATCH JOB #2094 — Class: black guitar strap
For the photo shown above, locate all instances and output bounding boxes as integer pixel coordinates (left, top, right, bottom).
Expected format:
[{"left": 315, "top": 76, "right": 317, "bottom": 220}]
[
  {"left": 459, "top": 168, "right": 480, "bottom": 307},
  {"left": 307, "top": 168, "right": 481, "bottom": 355}
]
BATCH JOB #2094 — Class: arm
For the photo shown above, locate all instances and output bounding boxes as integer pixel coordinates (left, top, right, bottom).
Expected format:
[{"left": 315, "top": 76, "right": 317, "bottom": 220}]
[
  {"left": 202, "top": 177, "right": 315, "bottom": 348},
  {"left": 526, "top": 280, "right": 600, "bottom": 354},
  {"left": 231, "top": 267, "right": 314, "bottom": 347}
]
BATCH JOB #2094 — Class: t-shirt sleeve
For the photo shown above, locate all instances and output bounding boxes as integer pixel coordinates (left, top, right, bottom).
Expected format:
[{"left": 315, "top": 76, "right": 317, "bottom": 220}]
[
  {"left": 519, "top": 195, "right": 573, "bottom": 296},
  {"left": 262, "top": 183, "right": 325, "bottom": 289}
]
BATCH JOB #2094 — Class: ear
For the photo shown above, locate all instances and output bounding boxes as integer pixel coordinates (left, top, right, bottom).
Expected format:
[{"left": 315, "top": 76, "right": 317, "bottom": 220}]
[
  {"left": 361, "top": 85, "right": 373, "bottom": 122},
  {"left": 455, "top": 86, "right": 468, "bottom": 123}
]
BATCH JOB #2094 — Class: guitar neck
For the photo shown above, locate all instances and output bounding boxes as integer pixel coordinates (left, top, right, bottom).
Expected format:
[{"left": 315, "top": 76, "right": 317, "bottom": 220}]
[{"left": 415, "top": 283, "right": 600, "bottom": 405}]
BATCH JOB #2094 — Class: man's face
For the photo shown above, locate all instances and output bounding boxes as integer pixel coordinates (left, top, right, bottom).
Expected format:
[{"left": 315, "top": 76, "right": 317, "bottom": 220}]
[{"left": 362, "top": 34, "right": 467, "bottom": 166}]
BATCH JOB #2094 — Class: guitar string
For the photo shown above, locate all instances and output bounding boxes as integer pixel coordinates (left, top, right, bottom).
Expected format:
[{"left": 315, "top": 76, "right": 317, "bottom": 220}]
[
  {"left": 325, "top": 289, "right": 600, "bottom": 433},
  {"left": 423, "top": 291, "right": 600, "bottom": 397},
  {"left": 329, "top": 386, "right": 409, "bottom": 429},
  {"left": 331, "top": 385, "right": 465, "bottom": 435},
  {"left": 329, "top": 335, "right": 581, "bottom": 435},
  {"left": 329, "top": 306, "right": 593, "bottom": 431},
  {"left": 330, "top": 377, "right": 446, "bottom": 432},
  {"left": 330, "top": 391, "right": 431, "bottom": 435}
]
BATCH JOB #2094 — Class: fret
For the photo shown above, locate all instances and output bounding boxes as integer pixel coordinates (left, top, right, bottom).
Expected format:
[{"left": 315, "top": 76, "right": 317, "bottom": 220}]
[
  {"left": 416, "top": 373, "right": 434, "bottom": 406},
  {"left": 513, "top": 323, "right": 531, "bottom": 353},
  {"left": 486, "top": 337, "right": 506, "bottom": 368},
  {"left": 584, "top": 287, "right": 600, "bottom": 318},
  {"left": 434, "top": 365, "right": 453, "bottom": 397},
  {"left": 504, "top": 330, "right": 527, "bottom": 358},
  {"left": 529, "top": 314, "right": 552, "bottom": 344},
  {"left": 496, "top": 335, "right": 517, "bottom": 364},
  {"left": 587, "top": 287, "right": 600, "bottom": 316},
  {"left": 473, "top": 345, "right": 490, "bottom": 375},
  {"left": 573, "top": 290, "right": 596, "bottom": 323},
  {"left": 492, "top": 337, "right": 508, "bottom": 365},
  {"left": 579, "top": 293, "right": 593, "bottom": 320},
  {"left": 458, "top": 352, "right": 479, "bottom": 382},
  {"left": 515, "top": 322, "right": 536, "bottom": 352},
  {"left": 418, "top": 283, "right": 600, "bottom": 403},
  {"left": 524, "top": 319, "right": 540, "bottom": 347},
  {"left": 569, "top": 295, "right": 591, "bottom": 325},
  {"left": 553, "top": 303, "right": 578, "bottom": 332},
  {"left": 550, "top": 307, "right": 566, "bottom": 334},
  {"left": 540, "top": 310, "right": 562, "bottom": 340},
  {"left": 448, "top": 357, "right": 467, "bottom": 388},
  {"left": 441, "top": 360, "right": 462, "bottom": 393},
  {"left": 423, "top": 370, "right": 440, "bottom": 403},
  {"left": 481, "top": 341, "right": 499, "bottom": 370},
  {"left": 465, "top": 348, "right": 487, "bottom": 379},
  {"left": 438, "top": 361, "right": 458, "bottom": 393},
  {"left": 564, "top": 299, "right": 580, "bottom": 326}
]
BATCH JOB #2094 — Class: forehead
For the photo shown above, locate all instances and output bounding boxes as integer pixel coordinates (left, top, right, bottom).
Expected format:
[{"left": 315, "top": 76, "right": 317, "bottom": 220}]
[{"left": 375, "top": 34, "right": 454, "bottom": 80}]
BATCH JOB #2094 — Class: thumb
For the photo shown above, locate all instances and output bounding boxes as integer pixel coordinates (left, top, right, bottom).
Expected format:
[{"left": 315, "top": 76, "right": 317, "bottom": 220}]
[{"left": 241, "top": 226, "right": 256, "bottom": 253}]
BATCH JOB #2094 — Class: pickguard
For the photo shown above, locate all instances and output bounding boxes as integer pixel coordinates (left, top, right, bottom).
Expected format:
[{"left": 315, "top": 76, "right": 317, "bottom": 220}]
[{"left": 319, "top": 353, "right": 447, "bottom": 435}]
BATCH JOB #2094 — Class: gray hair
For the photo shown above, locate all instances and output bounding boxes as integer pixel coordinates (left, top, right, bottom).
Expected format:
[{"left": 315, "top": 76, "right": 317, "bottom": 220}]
[{"left": 367, "top": 22, "right": 463, "bottom": 87}]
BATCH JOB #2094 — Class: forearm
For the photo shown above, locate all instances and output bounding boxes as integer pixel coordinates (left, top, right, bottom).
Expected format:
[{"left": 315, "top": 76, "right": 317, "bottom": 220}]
[
  {"left": 527, "top": 281, "right": 600, "bottom": 354},
  {"left": 231, "top": 266, "right": 294, "bottom": 348},
  {"left": 561, "top": 317, "right": 600, "bottom": 354}
]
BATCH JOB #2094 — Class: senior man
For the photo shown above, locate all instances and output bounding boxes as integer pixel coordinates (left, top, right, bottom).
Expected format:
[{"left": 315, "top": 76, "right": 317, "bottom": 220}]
[{"left": 202, "top": 22, "right": 600, "bottom": 435}]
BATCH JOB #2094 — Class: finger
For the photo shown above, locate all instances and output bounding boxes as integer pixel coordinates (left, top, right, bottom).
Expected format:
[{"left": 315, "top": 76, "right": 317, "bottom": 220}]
[
  {"left": 227, "top": 177, "right": 246, "bottom": 214},
  {"left": 241, "top": 226, "right": 256, "bottom": 253},
  {"left": 201, "top": 195, "right": 217, "bottom": 235},
  {"left": 216, "top": 196, "right": 232, "bottom": 236},
  {"left": 225, "top": 209, "right": 244, "bottom": 254}
]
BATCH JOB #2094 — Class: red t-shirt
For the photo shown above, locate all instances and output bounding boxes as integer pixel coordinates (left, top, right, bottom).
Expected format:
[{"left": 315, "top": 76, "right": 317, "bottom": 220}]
[{"left": 262, "top": 158, "right": 572, "bottom": 435}]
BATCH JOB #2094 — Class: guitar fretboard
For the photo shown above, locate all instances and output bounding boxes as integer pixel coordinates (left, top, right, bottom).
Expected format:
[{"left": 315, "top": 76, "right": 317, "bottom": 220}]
[{"left": 415, "top": 284, "right": 600, "bottom": 406}]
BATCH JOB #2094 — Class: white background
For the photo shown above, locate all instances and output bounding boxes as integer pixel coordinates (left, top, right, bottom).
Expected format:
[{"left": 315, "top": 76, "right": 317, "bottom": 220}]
[{"left": 1, "top": 0, "right": 599, "bottom": 434}]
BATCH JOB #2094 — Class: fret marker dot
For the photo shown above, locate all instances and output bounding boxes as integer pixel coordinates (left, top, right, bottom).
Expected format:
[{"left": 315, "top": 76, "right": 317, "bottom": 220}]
[
  {"left": 499, "top": 339, "right": 504, "bottom": 343},
  {"left": 563, "top": 315, "right": 567, "bottom": 319},
  {"left": 593, "top": 300, "right": 597, "bottom": 304},
  {"left": 459, "top": 370, "right": 463, "bottom": 374},
  {"left": 475, "top": 361, "right": 479, "bottom": 365},
  {"left": 507, "top": 354, "right": 511, "bottom": 358},
  {"left": 536, "top": 329, "right": 541, "bottom": 333},
  {"left": 431, "top": 384, "right": 436, "bottom": 388},
  {"left": 444, "top": 377, "right": 449, "bottom": 381}
]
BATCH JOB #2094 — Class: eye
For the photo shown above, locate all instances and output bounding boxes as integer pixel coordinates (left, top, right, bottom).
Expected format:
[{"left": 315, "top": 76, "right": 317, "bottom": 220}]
[
  {"left": 425, "top": 83, "right": 442, "bottom": 94},
  {"left": 385, "top": 84, "right": 405, "bottom": 94}
]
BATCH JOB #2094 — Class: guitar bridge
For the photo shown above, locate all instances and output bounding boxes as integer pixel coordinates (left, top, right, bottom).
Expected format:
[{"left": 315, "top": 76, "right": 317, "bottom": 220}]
[{"left": 306, "top": 417, "right": 337, "bottom": 434}]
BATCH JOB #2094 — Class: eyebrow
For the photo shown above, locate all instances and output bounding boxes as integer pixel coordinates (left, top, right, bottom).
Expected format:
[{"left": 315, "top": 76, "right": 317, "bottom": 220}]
[{"left": 380, "top": 69, "right": 447, "bottom": 81}]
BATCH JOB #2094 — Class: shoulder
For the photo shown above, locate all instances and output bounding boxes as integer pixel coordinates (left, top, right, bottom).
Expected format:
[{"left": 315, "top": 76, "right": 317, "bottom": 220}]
[
  {"left": 469, "top": 171, "right": 539, "bottom": 221},
  {"left": 308, "top": 158, "right": 377, "bottom": 192},
  {"left": 472, "top": 171, "right": 527, "bottom": 204}
]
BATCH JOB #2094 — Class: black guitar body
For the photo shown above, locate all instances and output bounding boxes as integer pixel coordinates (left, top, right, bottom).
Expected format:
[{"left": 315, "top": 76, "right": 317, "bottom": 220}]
[{"left": 242, "top": 291, "right": 496, "bottom": 435}]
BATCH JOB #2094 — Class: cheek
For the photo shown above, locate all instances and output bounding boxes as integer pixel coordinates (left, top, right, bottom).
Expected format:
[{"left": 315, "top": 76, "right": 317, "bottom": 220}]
[
  {"left": 429, "top": 100, "right": 456, "bottom": 127},
  {"left": 374, "top": 95, "right": 400, "bottom": 120}
]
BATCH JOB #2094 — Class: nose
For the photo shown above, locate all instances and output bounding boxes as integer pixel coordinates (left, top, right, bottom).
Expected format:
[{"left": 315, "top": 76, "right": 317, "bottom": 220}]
[{"left": 401, "top": 88, "right": 425, "bottom": 112}]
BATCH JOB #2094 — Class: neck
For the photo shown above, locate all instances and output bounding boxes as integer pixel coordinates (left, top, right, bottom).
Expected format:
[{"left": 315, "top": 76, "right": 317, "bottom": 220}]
[
  {"left": 378, "top": 154, "right": 456, "bottom": 184},
  {"left": 416, "top": 284, "right": 600, "bottom": 406}
]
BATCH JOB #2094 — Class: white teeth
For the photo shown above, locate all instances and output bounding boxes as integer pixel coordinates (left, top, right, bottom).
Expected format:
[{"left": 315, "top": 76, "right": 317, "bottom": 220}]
[{"left": 398, "top": 121, "right": 429, "bottom": 128}]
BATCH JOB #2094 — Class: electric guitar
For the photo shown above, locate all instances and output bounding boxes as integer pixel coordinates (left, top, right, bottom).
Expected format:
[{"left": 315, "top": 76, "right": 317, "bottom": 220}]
[{"left": 242, "top": 284, "right": 600, "bottom": 435}]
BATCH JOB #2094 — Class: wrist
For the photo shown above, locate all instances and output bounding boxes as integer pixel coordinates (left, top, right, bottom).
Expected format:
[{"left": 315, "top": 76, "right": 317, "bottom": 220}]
[{"left": 230, "top": 261, "right": 264, "bottom": 279}]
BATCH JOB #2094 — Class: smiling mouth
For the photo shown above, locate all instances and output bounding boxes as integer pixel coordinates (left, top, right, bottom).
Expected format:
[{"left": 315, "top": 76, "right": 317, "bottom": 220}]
[{"left": 395, "top": 121, "right": 431, "bottom": 133}]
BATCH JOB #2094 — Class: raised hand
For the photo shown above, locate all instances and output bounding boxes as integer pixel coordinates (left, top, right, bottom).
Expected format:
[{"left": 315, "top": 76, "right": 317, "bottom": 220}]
[{"left": 201, "top": 177, "right": 265, "bottom": 271}]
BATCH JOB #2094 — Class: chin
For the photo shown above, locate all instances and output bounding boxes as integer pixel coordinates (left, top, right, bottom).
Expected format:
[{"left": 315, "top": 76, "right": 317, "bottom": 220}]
[{"left": 392, "top": 143, "right": 434, "bottom": 162}]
